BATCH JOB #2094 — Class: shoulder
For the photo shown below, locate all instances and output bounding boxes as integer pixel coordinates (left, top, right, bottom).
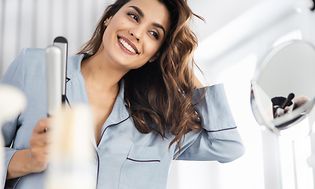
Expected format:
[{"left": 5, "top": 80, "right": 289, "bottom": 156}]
[
  {"left": 20, "top": 48, "right": 47, "bottom": 81},
  {"left": 1, "top": 48, "right": 45, "bottom": 86},
  {"left": 21, "top": 48, "right": 45, "bottom": 57},
  {"left": 17, "top": 48, "right": 46, "bottom": 65},
  {"left": 13, "top": 48, "right": 83, "bottom": 75},
  {"left": 23, "top": 47, "right": 45, "bottom": 62},
  {"left": 12, "top": 48, "right": 46, "bottom": 73}
]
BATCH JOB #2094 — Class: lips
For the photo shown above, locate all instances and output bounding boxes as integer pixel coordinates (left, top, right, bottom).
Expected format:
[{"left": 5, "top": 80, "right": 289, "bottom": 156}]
[{"left": 117, "top": 36, "right": 140, "bottom": 55}]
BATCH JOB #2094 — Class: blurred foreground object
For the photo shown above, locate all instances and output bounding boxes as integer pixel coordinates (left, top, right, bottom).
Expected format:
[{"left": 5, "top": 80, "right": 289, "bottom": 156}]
[
  {"left": 0, "top": 84, "right": 26, "bottom": 187},
  {"left": 45, "top": 105, "right": 96, "bottom": 189}
]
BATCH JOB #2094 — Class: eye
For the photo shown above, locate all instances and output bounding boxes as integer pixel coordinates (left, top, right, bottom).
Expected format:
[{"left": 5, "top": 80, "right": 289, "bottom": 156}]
[
  {"left": 149, "top": 31, "right": 160, "bottom": 40},
  {"left": 127, "top": 12, "right": 140, "bottom": 22}
]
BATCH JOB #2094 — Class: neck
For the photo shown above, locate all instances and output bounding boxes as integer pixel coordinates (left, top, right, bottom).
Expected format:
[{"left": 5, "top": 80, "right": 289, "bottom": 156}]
[{"left": 81, "top": 51, "right": 127, "bottom": 92}]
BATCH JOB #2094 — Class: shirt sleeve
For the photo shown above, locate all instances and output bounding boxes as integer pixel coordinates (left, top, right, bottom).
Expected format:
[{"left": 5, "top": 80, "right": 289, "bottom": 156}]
[
  {"left": 173, "top": 84, "right": 245, "bottom": 163},
  {"left": 1, "top": 49, "right": 27, "bottom": 187}
]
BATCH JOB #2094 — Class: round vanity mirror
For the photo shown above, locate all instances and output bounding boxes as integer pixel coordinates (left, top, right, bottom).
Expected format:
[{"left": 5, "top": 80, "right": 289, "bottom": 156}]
[{"left": 251, "top": 40, "right": 315, "bottom": 133}]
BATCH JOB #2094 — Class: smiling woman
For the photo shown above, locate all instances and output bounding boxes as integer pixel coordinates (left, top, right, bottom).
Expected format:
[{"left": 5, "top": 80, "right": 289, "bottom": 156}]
[
  {"left": 1, "top": 0, "right": 244, "bottom": 189},
  {"left": 95, "top": 1, "right": 170, "bottom": 69}
]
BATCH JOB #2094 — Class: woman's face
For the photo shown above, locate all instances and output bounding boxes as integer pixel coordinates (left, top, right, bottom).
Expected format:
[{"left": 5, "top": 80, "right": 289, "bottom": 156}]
[{"left": 100, "top": 0, "right": 170, "bottom": 71}]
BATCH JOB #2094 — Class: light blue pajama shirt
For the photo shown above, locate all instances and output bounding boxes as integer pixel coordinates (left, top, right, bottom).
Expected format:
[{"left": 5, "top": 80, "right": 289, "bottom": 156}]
[{"left": 1, "top": 48, "right": 244, "bottom": 189}]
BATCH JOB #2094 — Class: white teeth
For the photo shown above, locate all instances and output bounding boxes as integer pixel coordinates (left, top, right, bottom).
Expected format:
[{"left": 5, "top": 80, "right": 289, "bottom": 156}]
[{"left": 119, "top": 38, "right": 136, "bottom": 54}]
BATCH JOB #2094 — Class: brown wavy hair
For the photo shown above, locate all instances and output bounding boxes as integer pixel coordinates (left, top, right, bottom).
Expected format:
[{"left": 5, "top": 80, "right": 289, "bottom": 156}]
[{"left": 78, "top": 0, "right": 204, "bottom": 148}]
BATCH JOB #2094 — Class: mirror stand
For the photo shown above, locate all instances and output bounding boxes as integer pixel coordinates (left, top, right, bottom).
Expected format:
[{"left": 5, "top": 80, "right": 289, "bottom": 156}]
[
  {"left": 261, "top": 118, "right": 314, "bottom": 189},
  {"left": 309, "top": 126, "right": 315, "bottom": 187}
]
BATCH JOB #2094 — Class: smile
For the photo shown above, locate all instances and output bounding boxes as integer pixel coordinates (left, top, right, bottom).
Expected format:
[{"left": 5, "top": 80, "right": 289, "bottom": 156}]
[{"left": 117, "top": 36, "right": 140, "bottom": 55}]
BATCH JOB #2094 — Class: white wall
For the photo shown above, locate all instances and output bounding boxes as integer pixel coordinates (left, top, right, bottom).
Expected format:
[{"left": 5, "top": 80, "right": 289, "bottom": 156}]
[
  {"left": 0, "top": 0, "right": 111, "bottom": 75},
  {"left": 188, "top": 0, "right": 262, "bottom": 41}
]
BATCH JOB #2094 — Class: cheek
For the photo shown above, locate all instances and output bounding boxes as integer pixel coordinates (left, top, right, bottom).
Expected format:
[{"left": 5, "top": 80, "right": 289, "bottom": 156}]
[
  {"left": 103, "top": 17, "right": 126, "bottom": 40},
  {"left": 102, "top": 27, "right": 112, "bottom": 45},
  {"left": 144, "top": 42, "right": 161, "bottom": 59}
]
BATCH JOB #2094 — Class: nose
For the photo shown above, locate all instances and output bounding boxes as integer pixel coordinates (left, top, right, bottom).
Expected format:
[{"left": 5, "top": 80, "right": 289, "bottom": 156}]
[{"left": 128, "top": 28, "right": 142, "bottom": 42}]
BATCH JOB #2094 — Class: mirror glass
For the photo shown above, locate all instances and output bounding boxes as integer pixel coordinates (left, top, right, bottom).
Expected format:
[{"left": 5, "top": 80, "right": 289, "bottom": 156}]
[{"left": 251, "top": 40, "right": 315, "bottom": 133}]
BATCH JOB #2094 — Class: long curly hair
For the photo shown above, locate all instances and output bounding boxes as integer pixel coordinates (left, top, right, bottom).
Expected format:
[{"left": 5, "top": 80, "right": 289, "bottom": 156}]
[{"left": 78, "top": 0, "right": 204, "bottom": 148}]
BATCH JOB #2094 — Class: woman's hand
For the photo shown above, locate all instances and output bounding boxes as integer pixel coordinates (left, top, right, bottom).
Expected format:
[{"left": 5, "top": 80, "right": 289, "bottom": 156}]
[
  {"left": 28, "top": 118, "right": 51, "bottom": 173},
  {"left": 7, "top": 118, "right": 51, "bottom": 179}
]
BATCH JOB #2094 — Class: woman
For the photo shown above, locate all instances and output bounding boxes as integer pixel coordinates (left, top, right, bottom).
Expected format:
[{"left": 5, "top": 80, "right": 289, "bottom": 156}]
[{"left": 1, "top": 0, "right": 244, "bottom": 188}]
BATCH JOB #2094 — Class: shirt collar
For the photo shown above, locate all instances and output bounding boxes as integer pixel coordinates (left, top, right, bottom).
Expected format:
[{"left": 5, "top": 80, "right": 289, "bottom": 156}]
[{"left": 104, "top": 80, "right": 130, "bottom": 126}]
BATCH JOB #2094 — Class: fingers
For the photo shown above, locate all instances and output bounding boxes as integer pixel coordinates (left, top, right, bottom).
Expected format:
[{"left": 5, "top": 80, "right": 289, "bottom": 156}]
[
  {"left": 28, "top": 118, "right": 51, "bottom": 173},
  {"left": 33, "top": 118, "right": 51, "bottom": 134},
  {"left": 30, "top": 133, "right": 51, "bottom": 147},
  {"left": 30, "top": 118, "right": 52, "bottom": 149}
]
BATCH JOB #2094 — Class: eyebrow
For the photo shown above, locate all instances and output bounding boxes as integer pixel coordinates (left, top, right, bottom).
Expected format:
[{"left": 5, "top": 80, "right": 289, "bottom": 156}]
[{"left": 129, "top": 6, "right": 166, "bottom": 36}]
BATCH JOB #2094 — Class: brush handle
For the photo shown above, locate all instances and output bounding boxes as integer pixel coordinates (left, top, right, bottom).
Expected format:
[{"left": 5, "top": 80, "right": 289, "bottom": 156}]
[{"left": 281, "top": 93, "right": 295, "bottom": 109}]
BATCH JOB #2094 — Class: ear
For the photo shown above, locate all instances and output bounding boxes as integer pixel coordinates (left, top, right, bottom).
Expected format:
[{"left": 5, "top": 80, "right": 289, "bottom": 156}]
[{"left": 104, "top": 16, "right": 113, "bottom": 27}]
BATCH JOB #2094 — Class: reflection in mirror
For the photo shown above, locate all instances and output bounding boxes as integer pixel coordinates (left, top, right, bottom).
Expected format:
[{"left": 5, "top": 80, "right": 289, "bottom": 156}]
[{"left": 251, "top": 40, "right": 315, "bottom": 132}]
